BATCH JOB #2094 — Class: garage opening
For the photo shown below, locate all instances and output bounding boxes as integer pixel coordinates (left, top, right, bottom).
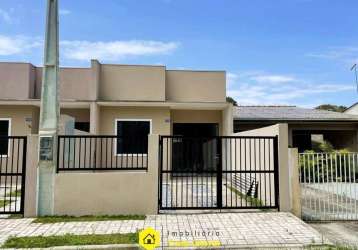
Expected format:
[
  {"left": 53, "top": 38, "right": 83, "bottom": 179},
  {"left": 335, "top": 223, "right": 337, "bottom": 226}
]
[{"left": 172, "top": 123, "right": 219, "bottom": 173}]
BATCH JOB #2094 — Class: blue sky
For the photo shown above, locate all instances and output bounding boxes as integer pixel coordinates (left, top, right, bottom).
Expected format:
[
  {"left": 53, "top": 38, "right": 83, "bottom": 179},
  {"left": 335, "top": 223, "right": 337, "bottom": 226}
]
[{"left": 0, "top": 0, "right": 357, "bottom": 108}]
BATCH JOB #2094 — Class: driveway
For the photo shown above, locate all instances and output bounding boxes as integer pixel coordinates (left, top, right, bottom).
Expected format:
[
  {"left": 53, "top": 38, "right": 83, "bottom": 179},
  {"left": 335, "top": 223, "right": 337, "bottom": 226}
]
[
  {"left": 309, "top": 222, "right": 358, "bottom": 248},
  {"left": 0, "top": 212, "right": 325, "bottom": 249}
]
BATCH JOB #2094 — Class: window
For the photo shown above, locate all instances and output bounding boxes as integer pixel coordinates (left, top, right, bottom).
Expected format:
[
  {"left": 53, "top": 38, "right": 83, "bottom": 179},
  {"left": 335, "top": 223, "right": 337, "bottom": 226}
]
[
  {"left": 115, "top": 119, "right": 151, "bottom": 155},
  {"left": 0, "top": 119, "right": 10, "bottom": 156},
  {"left": 75, "top": 122, "right": 90, "bottom": 132}
]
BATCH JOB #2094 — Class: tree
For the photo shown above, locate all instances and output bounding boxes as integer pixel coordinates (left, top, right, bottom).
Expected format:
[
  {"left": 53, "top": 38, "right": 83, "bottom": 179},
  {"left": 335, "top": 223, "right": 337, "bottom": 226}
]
[
  {"left": 226, "top": 96, "right": 238, "bottom": 106},
  {"left": 315, "top": 104, "right": 347, "bottom": 113}
]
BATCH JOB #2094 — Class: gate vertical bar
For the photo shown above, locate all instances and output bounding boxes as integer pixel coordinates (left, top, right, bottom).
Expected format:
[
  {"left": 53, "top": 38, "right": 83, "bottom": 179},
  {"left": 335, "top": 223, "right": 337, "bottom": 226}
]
[
  {"left": 20, "top": 137, "right": 27, "bottom": 215},
  {"left": 158, "top": 136, "right": 163, "bottom": 211},
  {"left": 217, "top": 138, "right": 222, "bottom": 209},
  {"left": 273, "top": 136, "right": 280, "bottom": 211}
]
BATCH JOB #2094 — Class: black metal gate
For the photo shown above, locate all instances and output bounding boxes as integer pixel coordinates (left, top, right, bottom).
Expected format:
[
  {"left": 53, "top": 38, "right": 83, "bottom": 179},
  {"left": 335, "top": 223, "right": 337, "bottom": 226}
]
[
  {"left": 0, "top": 136, "right": 27, "bottom": 214},
  {"left": 159, "top": 136, "right": 279, "bottom": 210}
]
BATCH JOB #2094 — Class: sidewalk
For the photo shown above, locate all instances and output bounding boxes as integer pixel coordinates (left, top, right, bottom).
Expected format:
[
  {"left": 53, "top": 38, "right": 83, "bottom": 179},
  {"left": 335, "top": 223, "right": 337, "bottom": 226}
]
[{"left": 0, "top": 212, "right": 325, "bottom": 249}]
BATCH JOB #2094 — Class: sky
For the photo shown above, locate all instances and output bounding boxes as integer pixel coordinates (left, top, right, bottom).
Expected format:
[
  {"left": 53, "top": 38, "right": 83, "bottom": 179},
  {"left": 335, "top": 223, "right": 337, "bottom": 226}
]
[{"left": 0, "top": 0, "right": 357, "bottom": 108}]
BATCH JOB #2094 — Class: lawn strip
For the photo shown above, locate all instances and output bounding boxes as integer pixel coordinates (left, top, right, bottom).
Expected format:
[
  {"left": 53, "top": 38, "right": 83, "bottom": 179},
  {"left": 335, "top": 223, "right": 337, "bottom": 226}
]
[
  {"left": 33, "top": 214, "right": 146, "bottom": 223},
  {"left": 2, "top": 233, "right": 138, "bottom": 249}
]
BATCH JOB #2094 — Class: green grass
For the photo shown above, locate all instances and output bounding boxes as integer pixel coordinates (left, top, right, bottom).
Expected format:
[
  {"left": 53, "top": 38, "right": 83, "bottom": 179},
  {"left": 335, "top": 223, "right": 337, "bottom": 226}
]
[
  {"left": 8, "top": 214, "right": 23, "bottom": 219},
  {"left": 7, "top": 190, "right": 21, "bottom": 197},
  {"left": 33, "top": 214, "right": 146, "bottom": 224},
  {"left": 0, "top": 200, "right": 10, "bottom": 208},
  {"left": 1, "top": 233, "right": 138, "bottom": 249},
  {"left": 228, "top": 186, "right": 264, "bottom": 207}
]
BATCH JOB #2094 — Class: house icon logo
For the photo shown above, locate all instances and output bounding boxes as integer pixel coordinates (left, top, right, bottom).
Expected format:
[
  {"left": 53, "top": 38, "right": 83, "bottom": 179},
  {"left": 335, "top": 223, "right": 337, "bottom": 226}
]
[
  {"left": 143, "top": 233, "right": 155, "bottom": 244},
  {"left": 139, "top": 227, "right": 160, "bottom": 250}
]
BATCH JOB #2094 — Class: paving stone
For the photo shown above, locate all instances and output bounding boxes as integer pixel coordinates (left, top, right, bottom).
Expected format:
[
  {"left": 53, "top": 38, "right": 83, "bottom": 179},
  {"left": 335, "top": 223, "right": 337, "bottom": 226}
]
[{"left": 0, "top": 212, "right": 325, "bottom": 248}]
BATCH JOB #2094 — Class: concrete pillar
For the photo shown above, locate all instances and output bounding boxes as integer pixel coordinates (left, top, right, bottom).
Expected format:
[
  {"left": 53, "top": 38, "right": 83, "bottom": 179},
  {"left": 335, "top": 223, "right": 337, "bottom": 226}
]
[
  {"left": 289, "top": 148, "right": 302, "bottom": 218},
  {"left": 90, "top": 102, "right": 100, "bottom": 134},
  {"left": 147, "top": 134, "right": 159, "bottom": 214},
  {"left": 277, "top": 123, "right": 292, "bottom": 212},
  {"left": 222, "top": 103, "right": 233, "bottom": 135},
  {"left": 24, "top": 135, "right": 39, "bottom": 217},
  {"left": 90, "top": 59, "right": 101, "bottom": 101}
]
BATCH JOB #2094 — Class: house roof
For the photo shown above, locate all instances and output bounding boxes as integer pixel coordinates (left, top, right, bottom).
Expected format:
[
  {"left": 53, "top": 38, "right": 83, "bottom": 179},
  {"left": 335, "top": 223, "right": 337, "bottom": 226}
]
[
  {"left": 234, "top": 105, "right": 358, "bottom": 121},
  {"left": 344, "top": 102, "right": 358, "bottom": 113}
]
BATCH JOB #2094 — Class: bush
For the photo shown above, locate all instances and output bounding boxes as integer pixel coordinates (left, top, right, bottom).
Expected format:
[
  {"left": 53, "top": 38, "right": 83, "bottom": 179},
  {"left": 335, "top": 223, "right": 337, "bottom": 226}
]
[{"left": 299, "top": 142, "right": 356, "bottom": 183}]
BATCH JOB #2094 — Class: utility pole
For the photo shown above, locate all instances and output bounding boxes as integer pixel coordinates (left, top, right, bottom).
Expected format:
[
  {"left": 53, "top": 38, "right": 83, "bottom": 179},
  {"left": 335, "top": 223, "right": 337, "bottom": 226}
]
[
  {"left": 351, "top": 64, "right": 358, "bottom": 93},
  {"left": 37, "top": 0, "right": 59, "bottom": 216}
]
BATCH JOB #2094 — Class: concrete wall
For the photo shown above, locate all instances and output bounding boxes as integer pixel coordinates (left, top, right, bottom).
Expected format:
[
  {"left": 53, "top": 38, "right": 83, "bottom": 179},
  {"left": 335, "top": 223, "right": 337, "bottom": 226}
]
[
  {"left": 0, "top": 63, "right": 35, "bottom": 99},
  {"left": 0, "top": 62, "right": 227, "bottom": 103},
  {"left": 171, "top": 110, "right": 223, "bottom": 134},
  {"left": 36, "top": 68, "right": 93, "bottom": 100},
  {"left": 99, "top": 106, "right": 171, "bottom": 135},
  {"left": 166, "top": 70, "right": 226, "bottom": 102},
  {"left": 0, "top": 106, "right": 39, "bottom": 135},
  {"left": 236, "top": 124, "right": 291, "bottom": 212},
  {"left": 53, "top": 134, "right": 159, "bottom": 215},
  {"left": 61, "top": 108, "right": 90, "bottom": 123},
  {"left": 100, "top": 65, "right": 166, "bottom": 101}
]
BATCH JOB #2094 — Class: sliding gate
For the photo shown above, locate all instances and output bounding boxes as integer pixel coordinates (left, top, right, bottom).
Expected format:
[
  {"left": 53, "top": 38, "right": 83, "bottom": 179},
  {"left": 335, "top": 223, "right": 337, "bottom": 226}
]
[{"left": 159, "top": 136, "right": 279, "bottom": 210}]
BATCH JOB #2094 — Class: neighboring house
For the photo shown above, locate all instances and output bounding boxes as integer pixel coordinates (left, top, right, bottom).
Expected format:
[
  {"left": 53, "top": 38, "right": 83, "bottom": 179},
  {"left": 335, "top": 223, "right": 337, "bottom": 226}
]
[
  {"left": 234, "top": 106, "right": 358, "bottom": 152},
  {"left": 344, "top": 102, "right": 358, "bottom": 115},
  {"left": 0, "top": 60, "right": 232, "bottom": 141}
]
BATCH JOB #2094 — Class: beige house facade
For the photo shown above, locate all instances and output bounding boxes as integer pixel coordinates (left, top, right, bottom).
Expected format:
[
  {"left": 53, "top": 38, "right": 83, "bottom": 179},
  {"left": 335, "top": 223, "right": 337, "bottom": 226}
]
[
  {"left": 0, "top": 60, "right": 232, "bottom": 138},
  {"left": 0, "top": 61, "right": 302, "bottom": 218}
]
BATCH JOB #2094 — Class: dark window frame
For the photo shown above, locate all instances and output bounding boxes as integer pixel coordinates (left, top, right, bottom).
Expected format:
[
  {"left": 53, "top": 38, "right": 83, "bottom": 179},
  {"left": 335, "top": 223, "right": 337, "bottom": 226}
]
[
  {"left": 0, "top": 119, "right": 11, "bottom": 156},
  {"left": 115, "top": 119, "right": 152, "bottom": 155}
]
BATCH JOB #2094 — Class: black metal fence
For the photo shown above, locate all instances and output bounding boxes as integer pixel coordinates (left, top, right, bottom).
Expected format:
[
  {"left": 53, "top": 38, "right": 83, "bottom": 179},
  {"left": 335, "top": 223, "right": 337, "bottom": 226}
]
[
  {"left": 159, "top": 136, "right": 279, "bottom": 210},
  {"left": 0, "top": 136, "right": 27, "bottom": 214},
  {"left": 57, "top": 135, "right": 148, "bottom": 171}
]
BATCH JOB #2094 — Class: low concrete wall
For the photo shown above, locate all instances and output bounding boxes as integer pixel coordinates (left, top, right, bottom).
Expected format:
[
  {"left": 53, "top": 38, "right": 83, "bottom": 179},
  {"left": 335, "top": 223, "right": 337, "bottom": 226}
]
[
  {"left": 235, "top": 123, "right": 291, "bottom": 212},
  {"left": 53, "top": 134, "right": 159, "bottom": 216}
]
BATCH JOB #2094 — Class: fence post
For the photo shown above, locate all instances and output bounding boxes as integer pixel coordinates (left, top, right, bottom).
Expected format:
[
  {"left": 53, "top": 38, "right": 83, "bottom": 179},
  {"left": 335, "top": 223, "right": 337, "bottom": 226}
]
[
  {"left": 277, "top": 123, "right": 291, "bottom": 212},
  {"left": 289, "top": 148, "right": 301, "bottom": 218},
  {"left": 148, "top": 134, "right": 159, "bottom": 214},
  {"left": 24, "top": 135, "right": 39, "bottom": 217}
]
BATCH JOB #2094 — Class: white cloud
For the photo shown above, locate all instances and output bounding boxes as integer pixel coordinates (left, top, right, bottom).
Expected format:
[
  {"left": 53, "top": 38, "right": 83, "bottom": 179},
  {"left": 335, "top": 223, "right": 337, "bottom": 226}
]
[
  {"left": 61, "top": 40, "right": 179, "bottom": 61},
  {"left": 226, "top": 72, "right": 238, "bottom": 86},
  {"left": 0, "top": 34, "right": 180, "bottom": 63},
  {"left": 250, "top": 74, "right": 296, "bottom": 84},
  {"left": 0, "top": 9, "right": 12, "bottom": 23},
  {"left": 59, "top": 9, "right": 71, "bottom": 16},
  {"left": 306, "top": 46, "right": 358, "bottom": 65},
  {"left": 0, "top": 35, "right": 42, "bottom": 56},
  {"left": 227, "top": 71, "right": 355, "bottom": 106}
]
